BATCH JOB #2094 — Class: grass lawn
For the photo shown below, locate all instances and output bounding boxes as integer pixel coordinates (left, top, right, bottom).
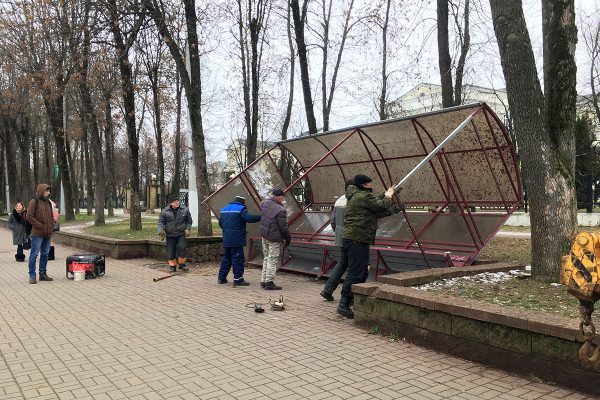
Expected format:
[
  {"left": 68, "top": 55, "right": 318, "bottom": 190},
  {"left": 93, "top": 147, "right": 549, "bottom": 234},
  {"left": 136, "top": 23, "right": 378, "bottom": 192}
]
[
  {"left": 422, "top": 273, "right": 588, "bottom": 320},
  {"left": 84, "top": 217, "right": 222, "bottom": 240}
]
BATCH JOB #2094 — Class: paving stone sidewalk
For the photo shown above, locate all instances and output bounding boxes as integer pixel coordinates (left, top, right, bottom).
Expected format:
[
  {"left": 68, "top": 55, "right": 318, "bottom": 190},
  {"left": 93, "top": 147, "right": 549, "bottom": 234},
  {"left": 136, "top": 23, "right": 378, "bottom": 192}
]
[{"left": 0, "top": 228, "right": 594, "bottom": 400}]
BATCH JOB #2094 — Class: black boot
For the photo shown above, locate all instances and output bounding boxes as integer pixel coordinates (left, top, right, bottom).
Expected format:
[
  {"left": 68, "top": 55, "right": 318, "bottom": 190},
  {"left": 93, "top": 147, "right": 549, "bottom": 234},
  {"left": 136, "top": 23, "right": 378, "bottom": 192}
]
[
  {"left": 39, "top": 273, "right": 53, "bottom": 282},
  {"left": 178, "top": 264, "right": 189, "bottom": 272},
  {"left": 15, "top": 254, "right": 25, "bottom": 262}
]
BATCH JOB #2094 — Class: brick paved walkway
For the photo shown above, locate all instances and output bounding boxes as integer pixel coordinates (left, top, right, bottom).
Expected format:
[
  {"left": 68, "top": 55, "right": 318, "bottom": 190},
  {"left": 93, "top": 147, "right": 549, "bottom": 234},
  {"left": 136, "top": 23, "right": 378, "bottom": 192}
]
[{"left": 0, "top": 228, "right": 594, "bottom": 400}]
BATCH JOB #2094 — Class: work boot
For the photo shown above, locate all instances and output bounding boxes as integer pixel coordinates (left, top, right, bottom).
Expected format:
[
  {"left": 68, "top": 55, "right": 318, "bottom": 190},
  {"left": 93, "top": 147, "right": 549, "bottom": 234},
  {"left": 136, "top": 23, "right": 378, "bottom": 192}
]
[
  {"left": 260, "top": 282, "right": 265, "bottom": 287},
  {"left": 263, "top": 281, "right": 282, "bottom": 290},
  {"left": 336, "top": 305, "right": 354, "bottom": 319},
  {"left": 178, "top": 264, "right": 189, "bottom": 272},
  {"left": 39, "top": 274, "right": 53, "bottom": 282},
  {"left": 320, "top": 290, "right": 334, "bottom": 301},
  {"left": 29, "top": 277, "right": 37, "bottom": 284},
  {"left": 218, "top": 278, "right": 228, "bottom": 284},
  {"left": 169, "top": 266, "right": 177, "bottom": 273},
  {"left": 233, "top": 280, "right": 250, "bottom": 287}
]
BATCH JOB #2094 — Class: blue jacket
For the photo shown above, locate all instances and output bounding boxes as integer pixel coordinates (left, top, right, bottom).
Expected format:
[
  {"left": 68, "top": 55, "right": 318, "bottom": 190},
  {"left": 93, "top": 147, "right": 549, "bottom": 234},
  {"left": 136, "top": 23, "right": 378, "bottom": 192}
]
[{"left": 219, "top": 201, "right": 261, "bottom": 247}]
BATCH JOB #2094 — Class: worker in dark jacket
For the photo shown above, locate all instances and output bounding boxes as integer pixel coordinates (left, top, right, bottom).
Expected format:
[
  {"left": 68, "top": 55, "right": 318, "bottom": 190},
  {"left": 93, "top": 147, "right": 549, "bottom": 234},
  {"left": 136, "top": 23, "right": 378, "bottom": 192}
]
[
  {"left": 26, "top": 184, "right": 55, "bottom": 284},
  {"left": 157, "top": 194, "right": 193, "bottom": 273},
  {"left": 336, "top": 174, "right": 398, "bottom": 319},
  {"left": 260, "top": 188, "right": 291, "bottom": 290},
  {"left": 217, "top": 196, "right": 261, "bottom": 286}
]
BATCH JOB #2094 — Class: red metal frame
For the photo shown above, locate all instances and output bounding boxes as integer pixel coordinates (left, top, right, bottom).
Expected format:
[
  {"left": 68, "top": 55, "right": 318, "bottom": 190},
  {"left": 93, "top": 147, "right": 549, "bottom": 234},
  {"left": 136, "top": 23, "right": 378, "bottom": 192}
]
[{"left": 204, "top": 103, "right": 522, "bottom": 280}]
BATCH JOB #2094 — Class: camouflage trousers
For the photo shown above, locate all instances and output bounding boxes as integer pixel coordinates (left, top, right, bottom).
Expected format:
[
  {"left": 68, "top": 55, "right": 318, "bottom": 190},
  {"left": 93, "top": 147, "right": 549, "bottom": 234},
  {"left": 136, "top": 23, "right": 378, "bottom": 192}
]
[{"left": 261, "top": 238, "right": 282, "bottom": 283}]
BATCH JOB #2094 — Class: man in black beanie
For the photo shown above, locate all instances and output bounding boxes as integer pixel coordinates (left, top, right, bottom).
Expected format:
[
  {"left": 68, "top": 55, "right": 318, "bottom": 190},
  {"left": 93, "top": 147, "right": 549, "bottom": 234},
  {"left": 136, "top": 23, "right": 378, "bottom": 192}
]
[
  {"left": 157, "top": 194, "right": 193, "bottom": 273},
  {"left": 334, "top": 174, "right": 401, "bottom": 318}
]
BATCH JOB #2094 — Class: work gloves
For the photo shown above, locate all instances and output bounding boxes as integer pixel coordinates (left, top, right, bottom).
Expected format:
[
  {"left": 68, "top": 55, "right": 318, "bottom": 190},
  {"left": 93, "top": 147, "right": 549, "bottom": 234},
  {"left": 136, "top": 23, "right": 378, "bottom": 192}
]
[
  {"left": 384, "top": 187, "right": 396, "bottom": 199},
  {"left": 159, "top": 231, "right": 166, "bottom": 241},
  {"left": 185, "top": 229, "right": 190, "bottom": 238}
]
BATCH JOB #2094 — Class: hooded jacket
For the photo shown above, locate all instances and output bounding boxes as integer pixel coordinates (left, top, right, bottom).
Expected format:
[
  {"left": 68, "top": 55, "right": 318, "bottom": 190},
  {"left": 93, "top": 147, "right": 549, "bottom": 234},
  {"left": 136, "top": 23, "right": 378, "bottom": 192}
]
[
  {"left": 260, "top": 197, "right": 291, "bottom": 243},
  {"left": 219, "top": 201, "right": 261, "bottom": 247},
  {"left": 342, "top": 185, "right": 392, "bottom": 245},
  {"left": 27, "top": 184, "right": 54, "bottom": 238}
]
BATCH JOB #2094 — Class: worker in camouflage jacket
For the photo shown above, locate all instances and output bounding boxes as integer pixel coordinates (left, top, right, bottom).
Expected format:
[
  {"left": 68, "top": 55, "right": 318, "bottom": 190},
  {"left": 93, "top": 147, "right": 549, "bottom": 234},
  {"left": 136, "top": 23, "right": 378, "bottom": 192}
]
[{"left": 335, "top": 174, "right": 401, "bottom": 319}]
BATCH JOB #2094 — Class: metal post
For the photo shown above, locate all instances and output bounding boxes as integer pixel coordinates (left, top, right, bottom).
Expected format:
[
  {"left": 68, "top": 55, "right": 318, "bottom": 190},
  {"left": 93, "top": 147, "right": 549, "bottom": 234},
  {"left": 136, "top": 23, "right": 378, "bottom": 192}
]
[
  {"left": 393, "top": 111, "right": 476, "bottom": 191},
  {"left": 184, "top": 46, "right": 198, "bottom": 226}
]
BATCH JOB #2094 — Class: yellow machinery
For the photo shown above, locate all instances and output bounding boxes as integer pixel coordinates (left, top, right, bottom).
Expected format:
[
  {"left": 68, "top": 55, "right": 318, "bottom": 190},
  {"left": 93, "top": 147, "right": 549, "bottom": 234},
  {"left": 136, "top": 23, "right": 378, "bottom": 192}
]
[{"left": 561, "top": 232, "right": 600, "bottom": 369}]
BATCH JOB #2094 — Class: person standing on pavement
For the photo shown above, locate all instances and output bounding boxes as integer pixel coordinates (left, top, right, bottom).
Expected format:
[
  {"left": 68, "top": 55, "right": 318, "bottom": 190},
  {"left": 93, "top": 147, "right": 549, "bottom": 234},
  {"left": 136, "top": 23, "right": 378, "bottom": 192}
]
[
  {"left": 260, "top": 188, "right": 291, "bottom": 290},
  {"left": 321, "top": 178, "right": 402, "bottom": 302},
  {"left": 319, "top": 179, "right": 354, "bottom": 301},
  {"left": 217, "top": 196, "right": 261, "bottom": 286},
  {"left": 8, "top": 201, "right": 28, "bottom": 262},
  {"left": 335, "top": 174, "right": 398, "bottom": 319},
  {"left": 157, "top": 194, "right": 193, "bottom": 273},
  {"left": 26, "top": 184, "right": 55, "bottom": 284}
]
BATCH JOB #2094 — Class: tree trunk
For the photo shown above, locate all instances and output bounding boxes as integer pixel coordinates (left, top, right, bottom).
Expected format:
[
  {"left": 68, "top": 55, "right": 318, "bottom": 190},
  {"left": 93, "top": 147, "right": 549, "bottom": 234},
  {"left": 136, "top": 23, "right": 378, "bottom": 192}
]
[
  {"left": 103, "top": 91, "right": 116, "bottom": 217},
  {"left": 82, "top": 119, "right": 94, "bottom": 216},
  {"left": 489, "top": 0, "right": 577, "bottom": 281},
  {"left": 32, "top": 134, "right": 39, "bottom": 188},
  {"left": 149, "top": 68, "right": 165, "bottom": 208},
  {"left": 453, "top": 0, "right": 470, "bottom": 106},
  {"left": 184, "top": 0, "right": 211, "bottom": 235},
  {"left": 144, "top": 0, "right": 212, "bottom": 235},
  {"left": 437, "top": 0, "right": 453, "bottom": 108},
  {"left": 379, "top": 0, "right": 391, "bottom": 121},
  {"left": 291, "top": 0, "right": 318, "bottom": 134},
  {"left": 108, "top": 0, "right": 142, "bottom": 230},
  {"left": 237, "top": 0, "right": 252, "bottom": 165},
  {"left": 248, "top": 14, "right": 260, "bottom": 164},
  {"left": 173, "top": 73, "right": 182, "bottom": 196},
  {"left": 80, "top": 25, "right": 106, "bottom": 225},
  {"left": 43, "top": 94, "right": 75, "bottom": 221},
  {"left": 43, "top": 133, "right": 52, "bottom": 185}
]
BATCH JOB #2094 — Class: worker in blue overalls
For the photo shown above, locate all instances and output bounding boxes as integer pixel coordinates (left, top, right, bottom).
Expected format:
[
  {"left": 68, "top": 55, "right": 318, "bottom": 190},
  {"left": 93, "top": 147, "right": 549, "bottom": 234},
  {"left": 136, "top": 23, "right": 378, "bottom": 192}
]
[{"left": 217, "top": 196, "right": 261, "bottom": 287}]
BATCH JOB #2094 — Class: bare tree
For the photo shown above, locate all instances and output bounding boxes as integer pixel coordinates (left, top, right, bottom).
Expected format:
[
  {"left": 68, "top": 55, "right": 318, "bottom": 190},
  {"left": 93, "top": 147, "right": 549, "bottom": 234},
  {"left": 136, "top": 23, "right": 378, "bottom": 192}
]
[
  {"left": 489, "top": 0, "right": 577, "bottom": 281},
  {"left": 106, "top": 0, "right": 146, "bottom": 230},
  {"left": 316, "top": 0, "right": 358, "bottom": 131},
  {"left": 291, "top": 0, "right": 318, "bottom": 135},
  {"left": 77, "top": 5, "right": 106, "bottom": 225},
  {"left": 437, "top": 0, "right": 470, "bottom": 107},
  {"left": 233, "top": 0, "right": 273, "bottom": 165},
  {"left": 139, "top": 27, "right": 168, "bottom": 207},
  {"left": 143, "top": 0, "right": 213, "bottom": 235},
  {"left": 581, "top": 12, "right": 600, "bottom": 124}
]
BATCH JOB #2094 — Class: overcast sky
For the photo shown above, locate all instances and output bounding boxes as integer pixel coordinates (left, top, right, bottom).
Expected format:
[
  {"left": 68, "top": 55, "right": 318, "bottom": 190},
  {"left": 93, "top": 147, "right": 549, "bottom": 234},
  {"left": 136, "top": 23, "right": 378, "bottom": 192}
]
[{"left": 193, "top": 0, "right": 599, "bottom": 163}]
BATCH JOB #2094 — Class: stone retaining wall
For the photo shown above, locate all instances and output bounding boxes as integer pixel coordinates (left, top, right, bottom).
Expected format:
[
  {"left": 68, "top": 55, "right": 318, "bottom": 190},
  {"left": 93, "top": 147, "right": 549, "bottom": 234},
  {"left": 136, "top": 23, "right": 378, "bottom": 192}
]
[
  {"left": 353, "top": 264, "right": 600, "bottom": 395},
  {"left": 0, "top": 219, "right": 223, "bottom": 263}
]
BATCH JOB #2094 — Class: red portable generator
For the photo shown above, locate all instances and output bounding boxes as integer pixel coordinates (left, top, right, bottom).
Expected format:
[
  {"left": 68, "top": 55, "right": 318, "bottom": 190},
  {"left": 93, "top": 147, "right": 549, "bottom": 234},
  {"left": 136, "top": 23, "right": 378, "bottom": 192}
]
[{"left": 66, "top": 254, "right": 106, "bottom": 279}]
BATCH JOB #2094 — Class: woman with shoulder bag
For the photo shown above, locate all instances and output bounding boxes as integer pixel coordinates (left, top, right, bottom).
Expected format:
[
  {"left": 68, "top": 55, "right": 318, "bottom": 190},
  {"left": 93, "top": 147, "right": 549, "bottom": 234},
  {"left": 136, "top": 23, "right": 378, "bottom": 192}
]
[{"left": 7, "top": 202, "right": 29, "bottom": 262}]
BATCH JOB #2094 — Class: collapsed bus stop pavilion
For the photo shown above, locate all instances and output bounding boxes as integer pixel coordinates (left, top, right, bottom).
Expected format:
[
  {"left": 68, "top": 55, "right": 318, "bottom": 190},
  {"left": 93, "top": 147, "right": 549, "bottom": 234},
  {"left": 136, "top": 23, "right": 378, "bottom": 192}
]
[{"left": 206, "top": 103, "right": 522, "bottom": 279}]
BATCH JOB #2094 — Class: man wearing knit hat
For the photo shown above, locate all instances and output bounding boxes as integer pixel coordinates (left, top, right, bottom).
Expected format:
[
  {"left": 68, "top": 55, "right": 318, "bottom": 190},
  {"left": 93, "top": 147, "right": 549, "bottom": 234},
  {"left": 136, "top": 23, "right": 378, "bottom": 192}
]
[
  {"left": 335, "top": 174, "right": 400, "bottom": 319},
  {"left": 157, "top": 194, "right": 193, "bottom": 273},
  {"left": 259, "top": 188, "right": 291, "bottom": 290},
  {"left": 217, "top": 196, "right": 261, "bottom": 286}
]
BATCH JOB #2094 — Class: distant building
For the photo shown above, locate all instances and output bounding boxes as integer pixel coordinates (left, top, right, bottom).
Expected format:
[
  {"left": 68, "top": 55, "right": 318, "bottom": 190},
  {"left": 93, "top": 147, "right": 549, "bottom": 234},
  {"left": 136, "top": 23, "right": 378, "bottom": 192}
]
[
  {"left": 389, "top": 83, "right": 510, "bottom": 124},
  {"left": 224, "top": 139, "right": 279, "bottom": 178}
]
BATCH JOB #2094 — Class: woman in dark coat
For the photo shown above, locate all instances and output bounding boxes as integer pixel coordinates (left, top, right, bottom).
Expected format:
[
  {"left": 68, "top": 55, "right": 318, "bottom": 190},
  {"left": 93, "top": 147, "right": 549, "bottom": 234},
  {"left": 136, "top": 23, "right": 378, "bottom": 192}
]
[{"left": 7, "top": 202, "right": 28, "bottom": 262}]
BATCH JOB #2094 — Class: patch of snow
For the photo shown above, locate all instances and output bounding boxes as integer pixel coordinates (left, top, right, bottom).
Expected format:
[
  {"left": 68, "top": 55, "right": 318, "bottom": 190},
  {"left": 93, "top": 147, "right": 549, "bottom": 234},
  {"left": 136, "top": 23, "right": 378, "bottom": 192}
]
[{"left": 415, "top": 269, "right": 529, "bottom": 290}]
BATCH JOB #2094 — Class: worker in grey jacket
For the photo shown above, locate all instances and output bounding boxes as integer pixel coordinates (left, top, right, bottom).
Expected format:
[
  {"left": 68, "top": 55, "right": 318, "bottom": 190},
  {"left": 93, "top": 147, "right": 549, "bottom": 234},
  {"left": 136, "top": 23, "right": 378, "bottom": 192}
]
[{"left": 157, "top": 194, "right": 193, "bottom": 273}]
